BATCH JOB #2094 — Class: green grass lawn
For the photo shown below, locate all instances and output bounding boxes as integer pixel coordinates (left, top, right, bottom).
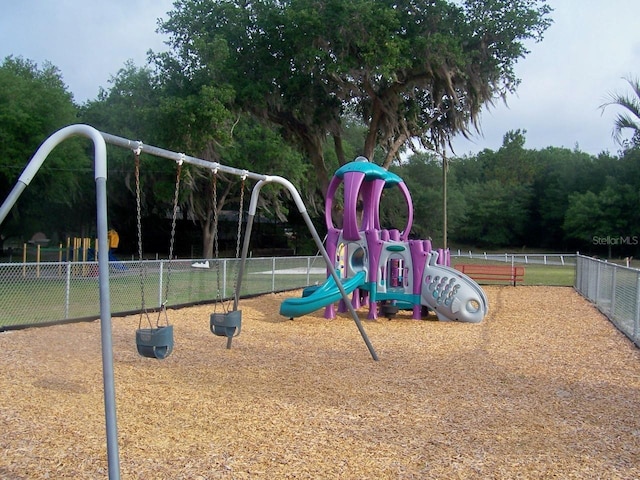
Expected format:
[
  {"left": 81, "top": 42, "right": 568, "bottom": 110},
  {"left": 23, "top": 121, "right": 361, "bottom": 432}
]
[
  {"left": 1, "top": 258, "right": 574, "bottom": 328},
  {"left": 520, "top": 264, "right": 575, "bottom": 286},
  {"left": 0, "top": 264, "right": 327, "bottom": 328}
]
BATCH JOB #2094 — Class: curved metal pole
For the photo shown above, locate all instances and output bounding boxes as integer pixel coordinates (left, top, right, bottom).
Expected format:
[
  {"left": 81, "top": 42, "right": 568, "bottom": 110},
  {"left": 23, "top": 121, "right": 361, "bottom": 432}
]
[
  {"left": 0, "top": 124, "right": 121, "bottom": 479},
  {"left": 238, "top": 179, "right": 379, "bottom": 361}
]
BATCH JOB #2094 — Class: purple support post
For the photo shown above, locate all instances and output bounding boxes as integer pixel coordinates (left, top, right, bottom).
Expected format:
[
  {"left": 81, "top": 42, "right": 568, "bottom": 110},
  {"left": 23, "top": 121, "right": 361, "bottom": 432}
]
[
  {"left": 342, "top": 171, "right": 365, "bottom": 241},
  {"left": 363, "top": 179, "right": 386, "bottom": 231},
  {"left": 409, "top": 240, "right": 429, "bottom": 319},
  {"left": 324, "top": 176, "right": 342, "bottom": 231},
  {"left": 365, "top": 229, "right": 384, "bottom": 319}
]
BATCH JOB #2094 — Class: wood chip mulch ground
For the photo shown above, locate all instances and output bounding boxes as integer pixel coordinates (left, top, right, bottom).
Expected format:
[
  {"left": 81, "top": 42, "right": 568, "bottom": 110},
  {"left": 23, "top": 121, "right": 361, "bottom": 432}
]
[{"left": 1, "top": 286, "right": 640, "bottom": 479}]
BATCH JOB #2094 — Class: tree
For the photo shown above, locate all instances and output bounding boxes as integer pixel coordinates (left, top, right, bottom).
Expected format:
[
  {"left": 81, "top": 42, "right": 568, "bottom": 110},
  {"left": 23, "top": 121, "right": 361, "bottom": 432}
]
[
  {"left": 480, "top": 130, "right": 538, "bottom": 185},
  {"left": 81, "top": 63, "right": 182, "bottom": 254},
  {"left": 453, "top": 179, "right": 532, "bottom": 247},
  {"left": 195, "top": 114, "right": 309, "bottom": 257},
  {"left": 85, "top": 58, "right": 240, "bottom": 258},
  {"left": 563, "top": 191, "right": 603, "bottom": 248},
  {"left": 527, "top": 146, "right": 596, "bottom": 248},
  {"left": 82, "top": 59, "right": 308, "bottom": 258},
  {"left": 600, "top": 76, "right": 640, "bottom": 149},
  {"left": 0, "top": 56, "right": 88, "bottom": 245},
  {"left": 159, "top": 0, "right": 552, "bottom": 196},
  {"left": 152, "top": 43, "right": 309, "bottom": 258},
  {"left": 562, "top": 183, "right": 632, "bottom": 257},
  {"left": 388, "top": 153, "right": 466, "bottom": 241}
]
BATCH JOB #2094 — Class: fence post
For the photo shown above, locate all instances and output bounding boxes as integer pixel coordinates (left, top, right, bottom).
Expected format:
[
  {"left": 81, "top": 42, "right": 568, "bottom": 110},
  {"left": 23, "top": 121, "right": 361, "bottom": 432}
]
[
  {"left": 158, "top": 261, "right": 164, "bottom": 308},
  {"left": 634, "top": 272, "right": 640, "bottom": 342},
  {"left": 306, "top": 256, "right": 311, "bottom": 285},
  {"left": 65, "top": 262, "right": 71, "bottom": 319},
  {"left": 222, "top": 259, "right": 227, "bottom": 299},
  {"left": 595, "top": 261, "right": 601, "bottom": 305},
  {"left": 272, "top": 257, "right": 276, "bottom": 292},
  {"left": 610, "top": 267, "right": 617, "bottom": 320}
]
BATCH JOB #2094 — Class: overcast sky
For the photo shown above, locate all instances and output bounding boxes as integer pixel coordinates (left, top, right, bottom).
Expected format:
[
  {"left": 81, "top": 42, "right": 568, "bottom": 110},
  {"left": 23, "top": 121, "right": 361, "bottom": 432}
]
[{"left": 1, "top": 0, "right": 639, "bottom": 157}]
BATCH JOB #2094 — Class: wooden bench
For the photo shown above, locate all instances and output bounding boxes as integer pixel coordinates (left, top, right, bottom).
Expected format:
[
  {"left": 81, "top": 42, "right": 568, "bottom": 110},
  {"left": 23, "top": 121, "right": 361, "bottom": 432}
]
[{"left": 454, "top": 264, "right": 525, "bottom": 286}]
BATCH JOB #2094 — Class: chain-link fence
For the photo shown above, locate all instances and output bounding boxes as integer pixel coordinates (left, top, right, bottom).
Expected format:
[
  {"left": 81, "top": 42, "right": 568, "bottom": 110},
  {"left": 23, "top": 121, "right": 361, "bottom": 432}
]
[
  {"left": 7, "top": 252, "right": 638, "bottom": 343},
  {"left": 575, "top": 254, "right": 640, "bottom": 347},
  {"left": 0, "top": 256, "right": 327, "bottom": 330}
]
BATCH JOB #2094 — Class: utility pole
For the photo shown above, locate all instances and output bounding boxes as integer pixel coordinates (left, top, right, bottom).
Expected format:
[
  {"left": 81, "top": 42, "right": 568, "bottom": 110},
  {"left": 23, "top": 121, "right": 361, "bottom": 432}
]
[{"left": 442, "top": 150, "right": 448, "bottom": 250}]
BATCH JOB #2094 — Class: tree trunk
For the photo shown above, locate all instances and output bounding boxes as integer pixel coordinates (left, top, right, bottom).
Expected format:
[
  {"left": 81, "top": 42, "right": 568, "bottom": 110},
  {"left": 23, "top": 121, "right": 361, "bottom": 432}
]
[
  {"left": 333, "top": 134, "right": 346, "bottom": 166},
  {"left": 382, "top": 134, "right": 408, "bottom": 169},
  {"left": 363, "top": 84, "right": 382, "bottom": 162},
  {"left": 300, "top": 134, "right": 330, "bottom": 197},
  {"left": 202, "top": 212, "right": 214, "bottom": 259},
  {"left": 364, "top": 106, "right": 381, "bottom": 161},
  {"left": 442, "top": 154, "right": 448, "bottom": 250}
]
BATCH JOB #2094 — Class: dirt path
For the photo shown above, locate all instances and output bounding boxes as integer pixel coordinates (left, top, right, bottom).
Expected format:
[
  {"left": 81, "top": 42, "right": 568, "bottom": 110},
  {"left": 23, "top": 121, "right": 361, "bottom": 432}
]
[{"left": 1, "top": 286, "right": 640, "bottom": 479}]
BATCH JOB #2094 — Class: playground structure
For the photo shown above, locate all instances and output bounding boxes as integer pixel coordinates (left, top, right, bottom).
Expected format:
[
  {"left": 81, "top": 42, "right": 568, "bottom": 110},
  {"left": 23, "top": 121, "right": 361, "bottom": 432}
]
[{"left": 280, "top": 157, "right": 488, "bottom": 323}]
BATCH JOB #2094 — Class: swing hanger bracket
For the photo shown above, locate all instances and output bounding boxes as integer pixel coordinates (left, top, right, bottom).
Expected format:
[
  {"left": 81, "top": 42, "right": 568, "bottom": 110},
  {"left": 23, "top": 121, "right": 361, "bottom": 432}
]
[
  {"left": 177, "top": 153, "right": 185, "bottom": 166},
  {"left": 133, "top": 141, "right": 143, "bottom": 156}
]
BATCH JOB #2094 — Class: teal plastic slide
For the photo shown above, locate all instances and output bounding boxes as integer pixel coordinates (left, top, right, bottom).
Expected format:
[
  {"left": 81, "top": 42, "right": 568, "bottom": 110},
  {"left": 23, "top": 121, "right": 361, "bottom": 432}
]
[{"left": 280, "top": 271, "right": 367, "bottom": 318}]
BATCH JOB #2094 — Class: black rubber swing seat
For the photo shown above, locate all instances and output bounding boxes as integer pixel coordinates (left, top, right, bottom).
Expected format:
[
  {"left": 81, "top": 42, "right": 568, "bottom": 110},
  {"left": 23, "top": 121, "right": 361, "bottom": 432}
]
[
  {"left": 210, "top": 310, "right": 242, "bottom": 338},
  {"left": 136, "top": 325, "right": 174, "bottom": 359},
  {"left": 380, "top": 303, "right": 399, "bottom": 319}
]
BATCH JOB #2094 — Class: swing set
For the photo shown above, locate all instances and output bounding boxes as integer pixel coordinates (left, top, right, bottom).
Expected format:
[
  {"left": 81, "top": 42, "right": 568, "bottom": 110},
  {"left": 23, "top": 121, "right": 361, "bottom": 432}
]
[
  {"left": 132, "top": 151, "right": 249, "bottom": 357},
  {"left": 0, "top": 124, "right": 379, "bottom": 480}
]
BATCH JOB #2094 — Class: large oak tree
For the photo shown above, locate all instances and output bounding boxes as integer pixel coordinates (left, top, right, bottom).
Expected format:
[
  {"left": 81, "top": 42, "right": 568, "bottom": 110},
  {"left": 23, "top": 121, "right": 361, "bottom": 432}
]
[
  {"left": 159, "top": 0, "right": 552, "bottom": 195},
  {"left": 82, "top": 61, "right": 307, "bottom": 258},
  {"left": 0, "top": 56, "right": 89, "bottom": 245}
]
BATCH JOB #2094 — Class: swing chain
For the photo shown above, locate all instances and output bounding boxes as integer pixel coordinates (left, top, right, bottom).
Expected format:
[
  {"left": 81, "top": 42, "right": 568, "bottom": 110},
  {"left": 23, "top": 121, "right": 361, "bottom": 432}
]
[
  {"left": 235, "top": 173, "right": 247, "bottom": 260},
  {"left": 212, "top": 170, "right": 222, "bottom": 305},
  {"left": 231, "top": 173, "right": 247, "bottom": 300},
  {"left": 212, "top": 170, "right": 245, "bottom": 313},
  {"left": 160, "top": 156, "right": 184, "bottom": 325},
  {"left": 134, "top": 150, "right": 151, "bottom": 329}
]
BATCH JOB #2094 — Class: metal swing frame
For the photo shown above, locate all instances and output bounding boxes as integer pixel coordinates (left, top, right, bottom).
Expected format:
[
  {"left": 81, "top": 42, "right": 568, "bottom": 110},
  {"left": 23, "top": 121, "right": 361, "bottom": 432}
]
[{"left": 0, "top": 124, "right": 379, "bottom": 480}]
